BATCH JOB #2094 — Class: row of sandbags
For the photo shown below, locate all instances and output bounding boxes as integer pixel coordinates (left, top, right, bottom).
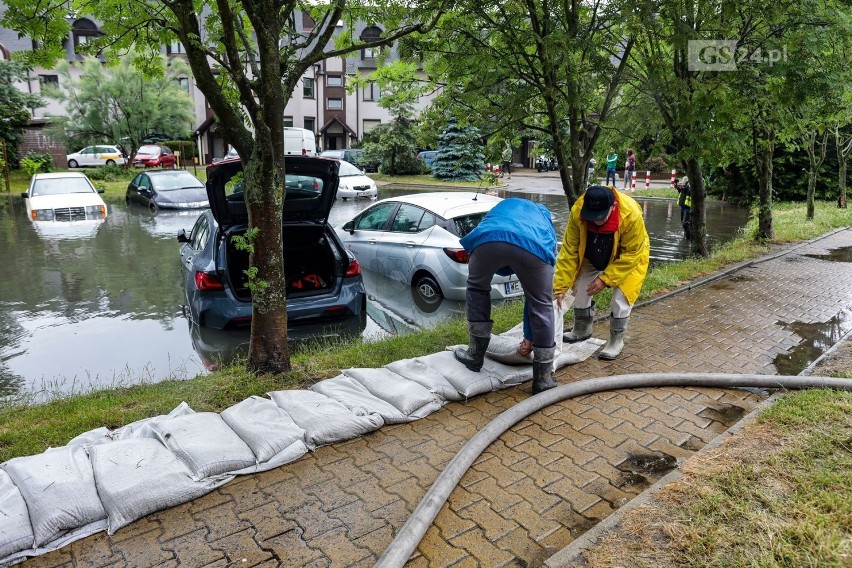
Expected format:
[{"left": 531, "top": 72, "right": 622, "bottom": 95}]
[{"left": 0, "top": 322, "right": 603, "bottom": 566}]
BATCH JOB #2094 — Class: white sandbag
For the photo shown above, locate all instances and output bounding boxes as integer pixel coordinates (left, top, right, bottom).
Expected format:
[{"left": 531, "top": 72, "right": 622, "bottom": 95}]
[
  {"left": 555, "top": 337, "right": 606, "bottom": 367},
  {"left": 485, "top": 334, "right": 532, "bottom": 365},
  {"left": 111, "top": 401, "right": 195, "bottom": 441},
  {"left": 1, "top": 446, "right": 106, "bottom": 548},
  {"left": 343, "top": 368, "right": 445, "bottom": 420},
  {"left": 419, "top": 351, "right": 500, "bottom": 399},
  {"left": 220, "top": 396, "right": 308, "bottom": 465},
  {"left": 0, "top": 470, "right": 33, "bottom": 559},
  {"left": 90, "top": 439, "right": 231, "bottom": 534},
  {"left": 385, "top": 357, "right": 464, "bottom": 401},
  {"left": 67, "top": 427, "right": 112, "bottom": 448},
  {"left": 150, "top": 412, "right": 257, "bottom": 480},
  {"left": 312, "top": 376, "right": 404, "bottom": 423},
  {"left": 268, "top": 390, "right": 383, "bottom": 450}
]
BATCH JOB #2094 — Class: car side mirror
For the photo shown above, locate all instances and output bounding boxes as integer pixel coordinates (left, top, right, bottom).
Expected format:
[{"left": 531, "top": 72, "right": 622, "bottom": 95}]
[
  {"left": 177, "top": 229, "right": 191, "bottom": 243},
  {"left": 20, "top": 192, "right": 28, "bottom": 199},
  {"left": 97, "top": 188, "right": 105, "bottom": 194},
  {"left": 342, "top": 220, "right": 355, "bottom": 234}
]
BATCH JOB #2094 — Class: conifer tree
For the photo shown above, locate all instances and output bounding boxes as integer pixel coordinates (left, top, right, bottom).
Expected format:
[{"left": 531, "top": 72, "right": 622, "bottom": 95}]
[{"left": 431, "top": 119, "right": 483, "bottom": 181}]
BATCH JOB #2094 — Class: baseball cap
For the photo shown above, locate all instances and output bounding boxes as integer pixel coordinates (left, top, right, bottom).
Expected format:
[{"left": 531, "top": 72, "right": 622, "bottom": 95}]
[{"left": 580, "top": 185, "right": 615, "bottom": 223}]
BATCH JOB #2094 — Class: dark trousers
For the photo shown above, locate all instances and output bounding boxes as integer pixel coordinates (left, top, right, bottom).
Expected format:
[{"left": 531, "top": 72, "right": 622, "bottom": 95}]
[{"left": 466, "top": 242, "right": 554, "bottom": 348}]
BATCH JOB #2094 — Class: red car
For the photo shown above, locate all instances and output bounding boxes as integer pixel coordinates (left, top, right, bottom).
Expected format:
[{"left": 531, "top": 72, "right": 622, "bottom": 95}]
[{"left": 132, "top": 144, "right": 177, "bottom": 168}]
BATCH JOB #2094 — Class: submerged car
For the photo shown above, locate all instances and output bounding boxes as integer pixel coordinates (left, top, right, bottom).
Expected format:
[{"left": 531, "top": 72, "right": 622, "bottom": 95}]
[
  {"left": 320, "top": 148, "right": 380, "bottom": 173},
  {"left": 332, "top": 160, "right": 378, "bottom": 201},
  {"left": 21, "top": 172, "right": 107, "bottom": 223},
  {"left": 66, "top": 145, "right": 127, "bottom": 168},
  {"left": 178, "top": 156, "right": 367, "bottom": 332},
  {"left": 126, "top": 169, "right": 208, "bottom": 211},
  {"left": 335, "top": 192, "right": 524, "bottom": 306}
]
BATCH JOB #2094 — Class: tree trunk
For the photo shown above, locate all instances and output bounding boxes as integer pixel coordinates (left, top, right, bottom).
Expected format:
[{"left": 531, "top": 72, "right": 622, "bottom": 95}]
[
  {"left": 754, "top": 135, "right": 775, "bottom": 241},
  {"left": 805, "top": 130, "right": 829, "bottom": 221},
  {"left": 837, "top": 126, "right": 850, "bottom": 209},
  {"left": 685, "top": 157, "right": 708, "bottom": 257}
]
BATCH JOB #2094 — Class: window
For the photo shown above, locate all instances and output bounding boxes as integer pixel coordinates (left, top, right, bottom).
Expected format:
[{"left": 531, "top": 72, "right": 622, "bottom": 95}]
[
  {"left": 327, "top": 98, "right": 343, "bottom": 110},
  {"left": 303, "top": 77, "right": 314, "bottom": 98},
  {"left": 363, "top": 82, "right": 380, "bottom": 101},
  {"left": 360, "top": 26, "right": 382, "bottom": 59},
  {"left": 356, "top": 202, "right": 396, "bottom": 231},
  {"left": 72, "top": 19, "right": 100, "bottom": 53},
  {"left": 176, "top": 77, "right": 189, "bottom": 92},
  {"left": 167, "top": 42, "right": 185, "bottom": 54},
  {"left": 363, "top": 119, "right": 381, "bottom": 133},
  {"left": 39, "top": 75, "right": 59, "bottom": 86},
  {"left": 283, "top": 116, "right": 294, "bottom": 128},
  {"left": 390, "top": 205, "right": 426, "bottom": 233},
  {"left": 304, "top": 117, "right": 315, "bottom": 132},
  {"left": 0, "top": 44, "right": 11, "bottom": 60},
  {"left": 326, "top": 74, "right": 343, "bottom": 87}
]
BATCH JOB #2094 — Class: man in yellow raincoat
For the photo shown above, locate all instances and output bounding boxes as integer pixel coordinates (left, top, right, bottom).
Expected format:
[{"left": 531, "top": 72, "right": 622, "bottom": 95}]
[{"left": 554, "top": 185, "right": 650, "bottom": 360}]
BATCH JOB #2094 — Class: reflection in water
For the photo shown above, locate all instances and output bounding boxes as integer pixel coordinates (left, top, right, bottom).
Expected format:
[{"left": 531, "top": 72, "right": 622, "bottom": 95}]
[
  {"left": 0, "top": 190, "right": 751, "bottom": 401},
  {"left": 773, "top": 308, "right": 852, "bottom": 375}
]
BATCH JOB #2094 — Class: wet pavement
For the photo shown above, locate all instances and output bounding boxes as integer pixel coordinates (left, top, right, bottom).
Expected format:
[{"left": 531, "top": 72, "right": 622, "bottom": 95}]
[{"left": 17, "top": 225, "right": 852, "bottom": 567}]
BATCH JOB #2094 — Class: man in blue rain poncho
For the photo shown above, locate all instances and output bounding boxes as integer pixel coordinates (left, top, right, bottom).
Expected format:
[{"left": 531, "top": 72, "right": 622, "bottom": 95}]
[{"left": 453, "top": 198, "right": 559, "bottom": 394}]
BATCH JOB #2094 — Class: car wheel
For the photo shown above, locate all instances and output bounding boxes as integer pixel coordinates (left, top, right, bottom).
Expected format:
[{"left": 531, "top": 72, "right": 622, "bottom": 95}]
[
  {"left": 149, "top": 201, "right": 159, "bottom": 214},
  {"left": 68, "top": 159, "right": 78, "bottom": 168},
  {"left": 106, "top": 159, "right": 116, "bottom": 166},
  {"left": 342, "top": 197, "right": 349, "bottom": 201},
  {"left": 125, "top": 195, "right": 131, "bottom": 207},
  {"left": 412, "top": 273, "right": 444, "bottom": 313}
]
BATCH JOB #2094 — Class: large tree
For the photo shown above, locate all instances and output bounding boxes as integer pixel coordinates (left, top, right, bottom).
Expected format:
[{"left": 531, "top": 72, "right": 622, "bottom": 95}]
[
  {"left": 47, "top": 53, "right": 194, "bottom": 156},
  {"left": 3, "top": 0, "right": 445, "bottom": 374},
  {"left": 0, "top": 59, "right": 43, "bottom": 168}
]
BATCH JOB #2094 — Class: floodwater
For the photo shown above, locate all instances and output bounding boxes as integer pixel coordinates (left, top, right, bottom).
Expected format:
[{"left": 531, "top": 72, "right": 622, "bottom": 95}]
[{"left": 0, "top": 188, "right": 750, "bottom": 400}]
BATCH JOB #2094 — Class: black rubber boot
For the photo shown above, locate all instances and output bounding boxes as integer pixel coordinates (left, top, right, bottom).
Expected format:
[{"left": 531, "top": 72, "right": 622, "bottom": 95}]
[
  {"left": 563, "top": 305, "right": 594, "bottom": 343},
  {"left": 453, "top": 321, "right": 493, "bottom": 372},
  {"left": 598, "top": 315, "right": 628, "bottom": 360},
  {"left": 532, "top": 345, "right": 557, "bottom": 394}
]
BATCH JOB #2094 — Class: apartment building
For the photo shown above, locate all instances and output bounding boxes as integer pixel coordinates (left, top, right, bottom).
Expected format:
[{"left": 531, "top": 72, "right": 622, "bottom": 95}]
[{"left": 0, "top": 7, "right": 435, "bottom": 165}]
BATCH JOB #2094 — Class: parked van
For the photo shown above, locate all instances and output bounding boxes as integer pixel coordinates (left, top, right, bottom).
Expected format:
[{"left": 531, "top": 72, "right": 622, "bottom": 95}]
[{"left": 284, "top": 127, "right": 317, "bottom": 156}]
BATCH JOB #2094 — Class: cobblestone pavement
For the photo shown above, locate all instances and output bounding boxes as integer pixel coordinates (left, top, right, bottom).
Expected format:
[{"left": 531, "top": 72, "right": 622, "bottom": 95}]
[{"left": 23, "top": 229, "right": 852, "bottom": 568}]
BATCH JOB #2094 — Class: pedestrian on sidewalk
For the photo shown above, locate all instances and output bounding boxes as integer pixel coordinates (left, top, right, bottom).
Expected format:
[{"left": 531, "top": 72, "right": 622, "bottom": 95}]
[
  {"left": 605, "top": 149, "right": 618, "bottom": 186},
  {"left": 623, "top": 149, "right": 636, "bottom": 190},
  {"left": 501, "top": 146, "right": 513, "bottom": 180},
  {"left": 554, "top": 185, "right": 650, "bottom": 360},
  {"left": 453, "top": 198, "right": 559, "bottom": 394}
]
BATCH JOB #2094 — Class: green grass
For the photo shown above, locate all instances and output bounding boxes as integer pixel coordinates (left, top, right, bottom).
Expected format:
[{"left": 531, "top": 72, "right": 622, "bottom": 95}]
[
  {"left": 371, "top": 173, "right": 495, "bottom": 188},
  {"left": 0, "top": 183, "right": 849, "bottom": 461}
]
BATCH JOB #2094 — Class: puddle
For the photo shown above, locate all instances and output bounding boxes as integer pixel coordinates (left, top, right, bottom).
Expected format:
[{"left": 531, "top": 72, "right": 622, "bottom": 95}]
[
  {"left": 699, "top": 404, "right": 746, "bottom": 427},
  {"left": 617, "top": 452, "right": 678, "bottom": 476},
  {"left": 679, "top": 435, "right": 703, "bottom": 452},
  {"left": 616, "top": 471, "right": 648, "bottom": 488},
  {"left": 773, "top": 309, "right": 852, "bottom": 375},
  {"left": 707, "top": 281, "right": 733, "bottom": 290},
  {"left": 804, "top": 246, "right": 852, "bottom": 263}
]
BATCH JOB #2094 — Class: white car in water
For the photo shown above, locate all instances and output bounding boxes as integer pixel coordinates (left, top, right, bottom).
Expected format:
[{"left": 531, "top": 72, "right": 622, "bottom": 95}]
[
  {"left": 329, "top": 159, "right": 378, "bottom": 201},
  {"left": 21, "top": 172, "right": 107, "bottom": 222},
  {"left": 335, "top": 192, "right": 523, "bottom": 308}
]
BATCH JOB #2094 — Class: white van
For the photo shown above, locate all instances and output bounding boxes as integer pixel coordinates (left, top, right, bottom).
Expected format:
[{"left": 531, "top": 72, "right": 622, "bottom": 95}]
[{"left": 284, "top": 127, "right": 317, "bottom": 156}]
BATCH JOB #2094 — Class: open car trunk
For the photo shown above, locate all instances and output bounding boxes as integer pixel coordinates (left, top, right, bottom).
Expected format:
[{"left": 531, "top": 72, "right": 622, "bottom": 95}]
[{"left": 225, "top": 224, "right": 342, "bottom": 302}]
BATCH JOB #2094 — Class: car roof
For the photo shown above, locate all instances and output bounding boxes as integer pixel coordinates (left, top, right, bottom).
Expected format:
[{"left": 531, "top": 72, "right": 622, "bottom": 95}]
[
  {"left": 32, "top": 172, "right": 91, "bottom": 180},
  {"left": 143, "top": 169, "right": 193, "bottom": 176},
  {"left": 376, "top": 192, "right": 501, "bottom": 218}
]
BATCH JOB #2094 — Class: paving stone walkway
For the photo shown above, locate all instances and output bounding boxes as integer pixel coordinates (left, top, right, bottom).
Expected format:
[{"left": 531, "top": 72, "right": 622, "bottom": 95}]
[{"left": 23, "top": 228, "right": 852, "bottom": 568}]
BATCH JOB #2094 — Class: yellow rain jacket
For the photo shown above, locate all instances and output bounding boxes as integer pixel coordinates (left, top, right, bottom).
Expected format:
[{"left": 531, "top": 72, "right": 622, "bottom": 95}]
[{"left": 553, "top": 187, "right": 650, "bottom": 305}]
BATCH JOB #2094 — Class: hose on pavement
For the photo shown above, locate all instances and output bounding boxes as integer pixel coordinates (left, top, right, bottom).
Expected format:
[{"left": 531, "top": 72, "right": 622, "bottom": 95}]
[{"left": 374, "top": 373, "right": 852, "bottom": 567}]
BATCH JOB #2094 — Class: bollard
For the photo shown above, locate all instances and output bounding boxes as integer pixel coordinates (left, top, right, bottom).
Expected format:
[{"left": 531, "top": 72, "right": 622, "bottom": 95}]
[
  {"left": 645, "top": 170, "right": 650, "bottom": 189},
  {"left": 631, "top": 171, "right": 637, "bottom": 190},
  {"left": 671, "top": 169, "right": 676, "bottom": 187}
]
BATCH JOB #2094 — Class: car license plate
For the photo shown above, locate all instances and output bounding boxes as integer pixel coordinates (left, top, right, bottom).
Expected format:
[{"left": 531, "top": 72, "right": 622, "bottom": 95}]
[
  {"left": 356, "top": 191, "right": 371, "bottom": 199},
  {"left": 504, "top": 280, "right": 522, "bottom": 295}
]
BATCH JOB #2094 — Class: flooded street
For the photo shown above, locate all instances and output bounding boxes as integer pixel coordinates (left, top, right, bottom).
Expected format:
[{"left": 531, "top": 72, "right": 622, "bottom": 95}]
[{"left": 0, "top": 187, "right": 750, "bottom": 399}]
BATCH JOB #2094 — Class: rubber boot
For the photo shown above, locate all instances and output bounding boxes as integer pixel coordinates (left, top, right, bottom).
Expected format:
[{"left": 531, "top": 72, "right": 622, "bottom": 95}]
[
  {"left": 598, "top": 315, "right": 628, "bottom": 360},
  {"left": 453, "top": 321, "right": 493, "bottom": 372},
  {"left": 532, "top": 345, "right": 557, "bottom": 394},
  {"left": 563, "top": 305, "right": 594, "bottom": 343}
]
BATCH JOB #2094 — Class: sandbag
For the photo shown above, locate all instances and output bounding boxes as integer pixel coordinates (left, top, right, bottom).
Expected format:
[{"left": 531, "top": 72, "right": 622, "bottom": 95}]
[
  {"left": 385, "top": 357, "right": 464, "bottom": 402},
  {"left": 220, "top": 396, "right": 308, "bottom": 466},
  {"left": 0, "top": 470, "right": 33, "bottom": 559},
  {"left": 269, "top": 390, "right": 383, "bottom": 450},
  {"left": 90, "top": 439, "right": 230, "bottom": 534},
  {"left": 151, "top": 412, "right": 257, "bottom": 480},
  {"left": 419, "top": 351, "right": 500, "bottom": 399},
  {"left": 1, "top": 446, "right": 107, "bottom": 548},
  {"left": 343, "top": 368, "right": 445, "bottom": 419},
  {"left": 485, "top": 299, "right": 567, "bottom": 368},
  {"left": 111, "top": 401, "right": 195, "bottom": 441},
  {"left": 312, "top": 376, "right": 404, "bottom": 423}
]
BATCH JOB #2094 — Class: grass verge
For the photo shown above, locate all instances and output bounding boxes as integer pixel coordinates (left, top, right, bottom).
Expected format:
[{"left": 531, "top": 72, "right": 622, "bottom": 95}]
[{"left": 0, "top": 199, "right": 849, "bottom": 463}]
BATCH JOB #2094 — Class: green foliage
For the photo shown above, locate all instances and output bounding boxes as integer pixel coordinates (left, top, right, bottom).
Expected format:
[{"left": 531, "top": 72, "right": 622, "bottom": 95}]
[
  {"left": 45, "top": 53, "right": 194, "bottom": 158},
  {"left": 362, "top": 120, "right": 426, "bottom": 176},
  {"left": 643, "top": 154, "right": 671, "bottom": 173},
  {"left": 431, "top": 119, "right": 484, "bottom": 181},
  {"left": 20, "top": 152, "right": 55, "bottom": 177},
  {"left": 0, "top": 60, "right": 44, "bottom": 168},
  {"left": 86, "top": 165, "right": 136, "bottom": 182}
]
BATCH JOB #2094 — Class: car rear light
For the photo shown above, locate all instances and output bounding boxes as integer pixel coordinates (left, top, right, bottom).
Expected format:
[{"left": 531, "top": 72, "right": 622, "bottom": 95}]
[
  {"left": 443, "top": 248, "right": 470, "bottom": 263},
  {"left": 195, "top": 271, "right": 224, "bottom": 291},
  {"left": 324, "top": 306, "right": 346, "bottom": 313},
  {"left": 344, "top": 257, "right": 361, "bottom": 277},
  {"left": 302, "top": 148, "right": 307, "bottom": 155}
]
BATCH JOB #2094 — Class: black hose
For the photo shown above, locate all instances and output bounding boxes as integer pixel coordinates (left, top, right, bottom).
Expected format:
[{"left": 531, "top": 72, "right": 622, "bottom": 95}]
[{"left": 374, "top": 373, "right": 852, "bottom": 567}]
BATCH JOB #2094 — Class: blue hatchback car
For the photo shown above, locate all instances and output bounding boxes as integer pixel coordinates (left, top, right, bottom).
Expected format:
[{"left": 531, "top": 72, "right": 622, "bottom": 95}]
[{"left": 178, "top": 156, "right": 367, "bottom": 336}]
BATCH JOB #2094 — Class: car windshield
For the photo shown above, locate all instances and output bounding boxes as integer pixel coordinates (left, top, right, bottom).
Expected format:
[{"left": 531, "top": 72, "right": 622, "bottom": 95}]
[
  {"left": 151, "top": 172, "right": 204, "bottom": 191},
  {"left": 136, "top": 145, "right": 160, "bottom": 155},
  {"left": 31, "top": 177, "right": 94, "bottom": 196},
  {"left": 338, "top": 161, "right": 363, "bottom": 177},
  {"left": 452, "top": 211, "right": 489, "bottom": 238},
  {"left": 226, "top": 175, "right": 323, "bottom": 201}
]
